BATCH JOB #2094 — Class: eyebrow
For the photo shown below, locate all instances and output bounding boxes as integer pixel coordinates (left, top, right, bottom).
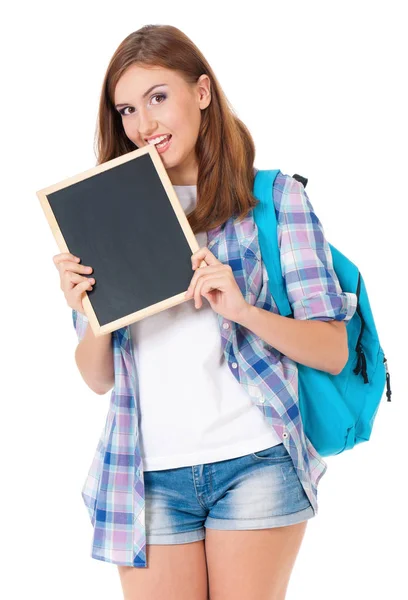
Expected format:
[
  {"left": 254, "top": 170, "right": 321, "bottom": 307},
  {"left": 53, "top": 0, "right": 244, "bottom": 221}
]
[{"left": 115, "top": 83, "right": 168, "bottom": 108}]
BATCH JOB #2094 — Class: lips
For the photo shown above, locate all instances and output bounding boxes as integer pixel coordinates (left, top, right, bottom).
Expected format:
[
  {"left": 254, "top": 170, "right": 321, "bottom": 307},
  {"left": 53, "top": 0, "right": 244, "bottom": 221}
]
[
  {"left": 155, "top": 134, "right": 173, "bottom": 154},
  {"left": 146, "top": 134, "right": 172, "bottom": 145}
]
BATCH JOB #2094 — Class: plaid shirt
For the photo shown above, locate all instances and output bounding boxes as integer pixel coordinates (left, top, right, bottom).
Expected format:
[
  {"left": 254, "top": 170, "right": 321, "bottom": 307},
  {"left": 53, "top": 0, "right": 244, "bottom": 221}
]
[{"left": 72, "top": 171, "right": 357, "bottom": 567}]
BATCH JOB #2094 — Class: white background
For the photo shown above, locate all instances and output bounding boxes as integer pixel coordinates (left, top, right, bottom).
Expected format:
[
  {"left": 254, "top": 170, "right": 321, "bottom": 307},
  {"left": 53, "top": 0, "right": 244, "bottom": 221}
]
[{"left": 2, "top": 0, "right": 406, "bottom": 598}]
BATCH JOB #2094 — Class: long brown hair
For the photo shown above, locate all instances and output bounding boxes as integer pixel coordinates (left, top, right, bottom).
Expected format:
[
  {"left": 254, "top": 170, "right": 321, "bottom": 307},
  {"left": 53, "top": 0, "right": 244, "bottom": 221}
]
[{"left": 95, "top": 24, "right": 259, "bottom": 234}]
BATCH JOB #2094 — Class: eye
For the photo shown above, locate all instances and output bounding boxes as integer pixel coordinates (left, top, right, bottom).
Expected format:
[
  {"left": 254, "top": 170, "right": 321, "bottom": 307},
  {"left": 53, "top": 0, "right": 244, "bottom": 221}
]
[
  {"left": 151, "top": 93, "right": 166, "bottom": 105},
  {"left": 118, "top": 93, "right": 167, "bottom": 116},
  {"left": 119, "top": 106, "right": 134, "bottom": 116}
]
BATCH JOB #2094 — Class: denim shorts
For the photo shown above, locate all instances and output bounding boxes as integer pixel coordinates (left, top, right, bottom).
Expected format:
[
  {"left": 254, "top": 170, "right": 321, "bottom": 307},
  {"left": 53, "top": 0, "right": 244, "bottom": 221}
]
[{"left": 143, "top": 442, "right": 315, "bottom": 545}]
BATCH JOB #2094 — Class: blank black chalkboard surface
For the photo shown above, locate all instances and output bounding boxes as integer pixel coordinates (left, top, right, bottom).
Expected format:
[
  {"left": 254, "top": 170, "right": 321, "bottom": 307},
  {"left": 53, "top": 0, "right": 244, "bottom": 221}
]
[{"left": 36, "top": 144, "right": 205, "bottom": 336}]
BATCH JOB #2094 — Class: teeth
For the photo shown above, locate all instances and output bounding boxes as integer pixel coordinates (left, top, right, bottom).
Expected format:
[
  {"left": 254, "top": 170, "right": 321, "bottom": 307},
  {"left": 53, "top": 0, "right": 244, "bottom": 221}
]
[{"left": 147, "top": 134, "right": 170, "bottom": 145}]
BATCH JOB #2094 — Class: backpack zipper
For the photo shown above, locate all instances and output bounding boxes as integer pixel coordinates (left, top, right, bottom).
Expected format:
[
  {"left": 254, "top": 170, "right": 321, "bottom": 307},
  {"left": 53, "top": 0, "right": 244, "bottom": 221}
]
[
  {"left": 353, "top": 273, "right": 369, "bottom": 383},
  {"left": 352, "top": 273, "right": 392, "bottom": 402},
  {"left": 384, "top": 356, "right": 392, "bottom": 402}
]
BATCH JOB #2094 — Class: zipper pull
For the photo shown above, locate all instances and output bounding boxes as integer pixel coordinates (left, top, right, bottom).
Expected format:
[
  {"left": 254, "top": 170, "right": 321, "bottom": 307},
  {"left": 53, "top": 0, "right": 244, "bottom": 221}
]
[
  {"left": 353, "top": 343, "right": 369, "bottom": 383},
  {"left": 384, "top": 357, "right": 392, "bottom": 402}
]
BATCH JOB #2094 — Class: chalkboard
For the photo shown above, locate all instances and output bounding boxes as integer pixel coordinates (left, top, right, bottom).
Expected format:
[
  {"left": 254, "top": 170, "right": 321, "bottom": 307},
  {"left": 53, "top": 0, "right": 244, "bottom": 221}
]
[{"left": 36, "top": 145, "right": 204, "bottom": 336}]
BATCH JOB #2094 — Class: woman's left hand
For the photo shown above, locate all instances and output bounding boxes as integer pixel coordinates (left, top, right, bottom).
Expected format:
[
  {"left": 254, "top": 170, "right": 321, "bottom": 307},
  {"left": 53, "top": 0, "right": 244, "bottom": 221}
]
[{"left": 184, "top": 246, "right": 251, "bottom": 324}]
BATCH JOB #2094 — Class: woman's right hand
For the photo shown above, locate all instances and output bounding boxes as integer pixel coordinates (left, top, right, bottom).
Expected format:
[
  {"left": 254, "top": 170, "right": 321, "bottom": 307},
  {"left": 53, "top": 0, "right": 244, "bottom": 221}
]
[{"left": 53, "top": 252, "right": 95, "bottom": 316}]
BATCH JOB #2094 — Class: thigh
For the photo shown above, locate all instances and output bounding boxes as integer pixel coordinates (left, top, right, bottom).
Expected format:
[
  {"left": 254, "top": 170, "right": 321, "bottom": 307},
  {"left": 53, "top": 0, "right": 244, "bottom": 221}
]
[
  {"left": 205, "top": 521, "right": 308, "bottom": 600},
  {"left": 117, "top": 540, "right": 209, "bottom": 600}
]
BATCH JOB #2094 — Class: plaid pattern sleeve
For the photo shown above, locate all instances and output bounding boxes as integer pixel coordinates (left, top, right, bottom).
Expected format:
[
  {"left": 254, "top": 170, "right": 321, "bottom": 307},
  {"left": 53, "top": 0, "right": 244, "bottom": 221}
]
[
  {"left": 276, "top": 175, "right": 357, "bottom": 322},
  {"left": 72, "top": 309, "right": 89, "bottom": 342}
]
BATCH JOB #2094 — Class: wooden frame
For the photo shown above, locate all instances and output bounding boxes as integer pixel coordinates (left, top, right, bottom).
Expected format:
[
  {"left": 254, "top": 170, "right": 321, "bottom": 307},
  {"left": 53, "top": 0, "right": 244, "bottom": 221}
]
[{"left": 36, "top": 144, "right": 202, "bottom": 336}]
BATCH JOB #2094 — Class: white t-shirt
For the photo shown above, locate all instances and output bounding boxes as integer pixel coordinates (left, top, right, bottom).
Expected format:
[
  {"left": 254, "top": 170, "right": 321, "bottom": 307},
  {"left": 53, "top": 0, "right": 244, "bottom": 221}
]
[{"left": 130, "top": 184, "right": 281, "bottom": 471}]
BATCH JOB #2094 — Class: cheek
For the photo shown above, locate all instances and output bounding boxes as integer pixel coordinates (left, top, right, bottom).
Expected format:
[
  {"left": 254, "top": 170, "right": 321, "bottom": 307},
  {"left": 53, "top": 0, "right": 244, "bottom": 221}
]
[
  {"left": 122, "top": 120, "right": 138, "bottom": 141},
  {"left": 185, "top": 105, "right": 203, "bottom": 140},
  {"left": 166, "top": 102, "right": 198, "bottom": 136},
  {"left": 174, "top": 115, "right": 200, "bottom": 148},
  {"left": 160, "top": 106, "right": 182, "bottom": 133}
]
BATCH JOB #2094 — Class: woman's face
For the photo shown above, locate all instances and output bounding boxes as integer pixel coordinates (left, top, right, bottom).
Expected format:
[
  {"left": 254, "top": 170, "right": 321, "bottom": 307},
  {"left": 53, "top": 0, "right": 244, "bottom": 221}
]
[{"left": 114, "top": 64, "right": 211, "bottom": 185}]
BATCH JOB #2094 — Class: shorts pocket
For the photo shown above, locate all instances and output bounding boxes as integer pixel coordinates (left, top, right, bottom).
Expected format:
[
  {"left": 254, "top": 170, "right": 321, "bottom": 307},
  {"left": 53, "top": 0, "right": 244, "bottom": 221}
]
[{"left": 250, "top": 443, "right": 292, "bottom": 462}]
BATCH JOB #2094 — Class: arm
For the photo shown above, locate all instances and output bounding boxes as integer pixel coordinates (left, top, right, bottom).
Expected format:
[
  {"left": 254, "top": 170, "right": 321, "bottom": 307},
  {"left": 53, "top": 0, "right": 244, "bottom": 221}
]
[
  {"left": 72, "top": 310, "right": 115, "bottom": 395},
  {"left": 239, "top": 175, "right": 357, "bottom": 374},
  {"left": 238, "top": 307, "right": 347, "bottom": 375}
]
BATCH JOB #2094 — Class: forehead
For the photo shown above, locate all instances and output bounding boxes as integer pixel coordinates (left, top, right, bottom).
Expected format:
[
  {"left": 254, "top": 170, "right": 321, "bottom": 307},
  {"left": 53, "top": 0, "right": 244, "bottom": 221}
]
[{"left": 114, "top": 65, "right": 182, "bottom": 100}]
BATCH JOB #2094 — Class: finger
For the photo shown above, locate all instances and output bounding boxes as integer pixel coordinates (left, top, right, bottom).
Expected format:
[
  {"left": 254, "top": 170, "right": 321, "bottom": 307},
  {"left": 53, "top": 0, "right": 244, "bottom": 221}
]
[
  {"left": 198, "top": 276, "right": 227, "bottom": 307},
  {"left": 195, "top": 260, "right": 208, "bottom": 270},
  {"left": 53, "top": 253, "right": 80, "bottom": 267},
  {"left": 194, "top": 275, "right": 226, "bottom": 308},
  {"left": 194, "top": 275, "right": 209, "bottom": 307},
  {"left": 62, "top": 270, "right": 95, "bottom": 294},
  {"left": 65, "top": 279, "right": 93, "bottom": 311},
  {"left": 58, "top": 260, "right": 93, "bottom": 276},
  {"left": 187, "top": 263, "right": 227, "bottom": 297},
  {"left": 74, "top": 279, "right": 94, "bottom": 299},
  {"left": 73, "top": 273, "right": 95, "bottom": 285},
  {"left": 194, "top": 282, "right": 203, "bottom": 308},
  {"left": 187, "top": 264, "right": 221, "bottom": 293},
  {"left": 61, "top": 271, "right": 95, "bottom": 290},
  {"left": 191, "top": 246, "right": 218, "bottom": 268}
]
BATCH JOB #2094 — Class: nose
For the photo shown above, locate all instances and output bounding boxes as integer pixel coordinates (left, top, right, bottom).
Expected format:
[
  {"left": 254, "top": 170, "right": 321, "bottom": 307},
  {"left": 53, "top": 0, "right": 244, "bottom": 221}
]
[{"left": 138, "top": 107, "right": 157, "bottom": 142}]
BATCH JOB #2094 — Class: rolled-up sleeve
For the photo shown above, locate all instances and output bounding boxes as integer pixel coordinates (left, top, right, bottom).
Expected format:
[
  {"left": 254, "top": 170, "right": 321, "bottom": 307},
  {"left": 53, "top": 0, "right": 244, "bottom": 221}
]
[
  {"left": 276, "top": 175, "right": 357, "bottom": 322},
  {"left": 72, "top": 309, "right": 89, "bottom": 342}
]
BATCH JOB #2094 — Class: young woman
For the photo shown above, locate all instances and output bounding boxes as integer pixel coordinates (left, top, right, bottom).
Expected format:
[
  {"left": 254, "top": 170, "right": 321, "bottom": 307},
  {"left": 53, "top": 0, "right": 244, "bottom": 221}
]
[{"left": 53, "top": 25, "right": 357, "bottom": 600}]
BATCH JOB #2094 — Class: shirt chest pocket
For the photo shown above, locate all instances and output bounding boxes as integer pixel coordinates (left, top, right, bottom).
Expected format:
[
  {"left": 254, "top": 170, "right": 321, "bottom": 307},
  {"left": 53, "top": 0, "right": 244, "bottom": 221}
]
[
  {"left": 240, "top": 244, "right": 262, "bottom": 304},
  {"left": 209, "top": 236, "right": 262, "bottom": 304}
]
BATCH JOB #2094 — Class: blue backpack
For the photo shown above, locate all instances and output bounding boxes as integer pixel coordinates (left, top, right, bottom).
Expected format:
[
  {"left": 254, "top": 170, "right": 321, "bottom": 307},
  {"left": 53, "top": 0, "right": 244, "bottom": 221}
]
[{"left": 253, "top": 169, "right": 392, "bottom": 457}]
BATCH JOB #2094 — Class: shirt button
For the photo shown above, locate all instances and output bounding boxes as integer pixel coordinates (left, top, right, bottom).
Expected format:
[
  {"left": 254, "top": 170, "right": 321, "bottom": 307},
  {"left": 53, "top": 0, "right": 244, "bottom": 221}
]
[
  {"left": 231, "top": 362, "right": 238, "bottom": 369},
  {"left": 259, "top": 397, "right": 265, "bottom": 403},
  {"left": 222, "top": 322, "right": 230, "bottom": 329},
  {"left": 282, "top": 432, "right": 288, "bottom": 439}
]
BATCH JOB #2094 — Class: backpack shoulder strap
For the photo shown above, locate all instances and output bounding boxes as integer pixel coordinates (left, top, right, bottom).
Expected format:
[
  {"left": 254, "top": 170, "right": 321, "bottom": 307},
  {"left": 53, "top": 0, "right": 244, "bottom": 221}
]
[{"left": 252, "top": 169, "right": 293, "bottom": 317}]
